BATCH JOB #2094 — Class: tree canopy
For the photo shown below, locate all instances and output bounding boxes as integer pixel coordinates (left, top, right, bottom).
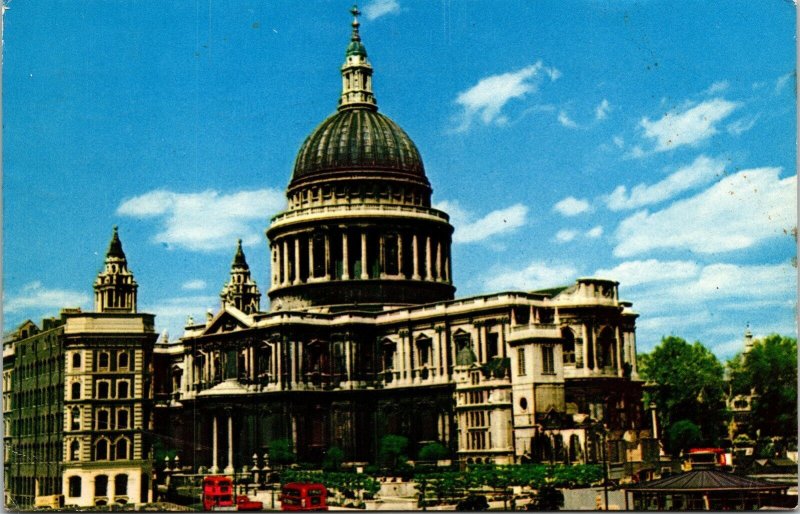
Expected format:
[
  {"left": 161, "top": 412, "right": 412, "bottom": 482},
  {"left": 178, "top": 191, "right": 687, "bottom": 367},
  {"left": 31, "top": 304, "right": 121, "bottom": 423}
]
[
  {"left": 727, "top": 334, "right": 797, "bottom": 439},
  {"left": 639, "top": 336, "right": 726, "bottom": 452}
]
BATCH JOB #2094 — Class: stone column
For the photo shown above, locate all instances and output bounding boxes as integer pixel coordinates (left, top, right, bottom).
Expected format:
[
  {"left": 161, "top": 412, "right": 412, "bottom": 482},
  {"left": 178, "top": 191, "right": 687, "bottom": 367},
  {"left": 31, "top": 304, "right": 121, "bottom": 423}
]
[
  {"left": 282, "top": 240, "right": 290, "bottom": 286},
  {"left": 185, "top": 353, "right": 194, "bottom": 393},
  {"left": 224, "top": 411, "right": 234, "bottom": 474},
  {"left": 272, "top": 247, "right": 278, "bottom": 287},
  {"left": 499, "top": 322, "right": 507, "bottom": 358},
  {"left": 360, "top": 231, "right": 369, "bottom": 279},
  {"left": 211, "top": 415, "right": 219, "bottom": 472},
  {"left": 108, "top": 476, "right": 115, "bottom": 502},
  {"left": 425, "top": 236, "right": 433, "bottom": 280},
  {"left": 275, "top": 342, "right": 283, "bottom": 387},
  {"left": 397, "top": 233, "right": 404, "bottom": 277},
  {"left": 379, "top": 234, "right": 386, "bottom": 278},
  {"left": 404, "top": 332, "right": 413, "bottom": 383},
  {"left": 308, "top": 237, "right": 314, "bottom": 279},
  {"left": 616, "top": 327, "right": 623, "bottom": 376},
  {"left": 436, "top": 240, "right": 443, "bottom": 281},
  {"left": 290, "top": 341, "right": 297, "bottom": 388},
  {"left": 480, "top": 325, "right": 488, "bottom": 363},
  {"left": 432, "top": 331, "right": 441, "bottom": 379},
  {"left": 412, "top": 235, "right": 420, "bottom": 280},
  {"left": 297, "top": 342, "right": 304, "bottom": 385},
  {"left": 581, "top": 324, "right": 590, "bottom": 371},
  {"left": 342, "top": 231, "right": 350, "bottom": 280},
  {"left": 345, "top": 339, "right": 352, "bottom": 383},
  {"left": 249, "top": 345, "right": 256, "bottom": 382},
  {"left": 293, "top": 238, "right": 302, "bottom": 285},
  {"left": 324, "top": 232, "right": 331, "bottom": 279}
]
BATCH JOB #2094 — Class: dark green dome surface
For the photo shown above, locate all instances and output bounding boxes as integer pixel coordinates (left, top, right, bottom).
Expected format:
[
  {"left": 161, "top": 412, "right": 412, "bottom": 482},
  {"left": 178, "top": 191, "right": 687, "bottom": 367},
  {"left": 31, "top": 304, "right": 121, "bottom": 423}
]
[{"left": 292, "top": 108, "right": 426, "bottom": 181}]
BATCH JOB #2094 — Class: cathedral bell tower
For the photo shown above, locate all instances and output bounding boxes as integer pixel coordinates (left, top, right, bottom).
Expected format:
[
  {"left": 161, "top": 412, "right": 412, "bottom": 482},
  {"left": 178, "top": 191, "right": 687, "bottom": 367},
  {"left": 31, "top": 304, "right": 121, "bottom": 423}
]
[
  {"left": 220, "top": 239, "right": 261, "bottom": 314},
  {"left": 94, "top": 226, "right": 138, "bottom": 313}
]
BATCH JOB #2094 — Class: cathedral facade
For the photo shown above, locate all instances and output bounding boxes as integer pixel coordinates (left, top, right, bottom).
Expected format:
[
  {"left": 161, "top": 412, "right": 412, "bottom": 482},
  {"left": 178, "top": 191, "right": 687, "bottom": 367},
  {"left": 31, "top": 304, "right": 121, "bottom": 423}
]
[{"left": 154, "top": 9, "right": 653, "bottom": 477}]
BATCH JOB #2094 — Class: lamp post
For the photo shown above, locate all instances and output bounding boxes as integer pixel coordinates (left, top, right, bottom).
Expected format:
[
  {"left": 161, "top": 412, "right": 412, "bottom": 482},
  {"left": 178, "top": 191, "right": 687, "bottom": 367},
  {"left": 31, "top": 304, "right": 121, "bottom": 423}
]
[{"left": 601, "top": 427, "right": 609, "bottom": 511}]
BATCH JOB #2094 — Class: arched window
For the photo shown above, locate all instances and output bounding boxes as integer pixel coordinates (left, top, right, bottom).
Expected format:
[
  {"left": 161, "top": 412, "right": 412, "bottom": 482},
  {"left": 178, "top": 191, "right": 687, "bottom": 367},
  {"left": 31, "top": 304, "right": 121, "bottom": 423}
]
[
  {"left": 68, "top": 476, "right": 82, "bottom": 497},
  {"left": 94, "top": 474, "right": 108, "bottom": 497},
  {"left": 98, "top": 382, "right": 109, "bottom": 399},
  {"left": 72, "top": 353, "right": 81, "bottom": 369},
  {"left": 118, "top": 352, "right": 129, "bottom": 370},
  {"left": 117, "top": 410, "right": 129, "bottom": 429},
  {"left": 98, "top": 352, "right": 109, "bottom": 369},
  {"left": 71, "top": 382, "right": 81, "bottom": 400},
  {"left": 117, "top": 381, "right": 129, "bottom": 399},
  {"left": 562, "top": 328, "right": 576, "bottom": 365},
  {"left": 97, "top": 410, "right": 109, "bottom": 430},
  {"left": 114, "top": 474, "right": 128, "bottom": 496},
  {"left": 69, "top": 440, "right": 80, "bottom": 461},
  {"left": 116, "top": 438, "right": 128, "bottom": 460},
  {"left": 95, "top": 439, "right": 109, "bottom": 460},
  {"left": 70, "top": 407, "right": 81, "bottom": 430}
]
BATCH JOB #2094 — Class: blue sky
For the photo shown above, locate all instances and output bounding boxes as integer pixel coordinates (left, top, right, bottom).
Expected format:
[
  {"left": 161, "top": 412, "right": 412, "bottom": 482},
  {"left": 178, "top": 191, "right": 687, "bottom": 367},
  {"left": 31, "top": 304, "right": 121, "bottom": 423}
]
[{"left": 3, "top": 0, "right": 796, "bottom": 359}]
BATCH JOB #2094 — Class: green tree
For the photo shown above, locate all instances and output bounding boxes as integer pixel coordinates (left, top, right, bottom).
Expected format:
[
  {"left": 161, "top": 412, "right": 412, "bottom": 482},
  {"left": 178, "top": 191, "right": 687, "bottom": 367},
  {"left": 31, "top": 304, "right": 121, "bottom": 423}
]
[
  {"left": 378, "top": 434, "right": 409, "bottom": 472},
  {"left": 323, "top": 446, "right": 345, "bottom": 471},
  {"left": 728, "top": 334, "right": 797, "bottom": 438},
  {"left": 269, "top": 438, "right": 296, "bottom": 466},
  {"left": 418, "top": 442, "right": 449, "bottom": 462},
  {"left": 667, "top": 420, "right": 703, "bottom": 456},
  {"left": 639, "top": 336, "right": 726, "bottom": 447}
]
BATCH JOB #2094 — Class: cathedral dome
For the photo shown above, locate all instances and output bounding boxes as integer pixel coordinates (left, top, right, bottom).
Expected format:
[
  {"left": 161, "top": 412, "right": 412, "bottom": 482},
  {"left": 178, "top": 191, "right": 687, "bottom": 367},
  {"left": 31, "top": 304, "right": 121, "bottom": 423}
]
[{"left": 291, "top": 108, "right": 425, "bottom": 181}]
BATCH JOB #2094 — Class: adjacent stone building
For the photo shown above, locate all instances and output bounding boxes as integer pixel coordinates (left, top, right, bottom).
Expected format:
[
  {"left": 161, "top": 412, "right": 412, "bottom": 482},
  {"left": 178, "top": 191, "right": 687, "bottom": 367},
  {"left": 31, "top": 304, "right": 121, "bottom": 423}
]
[
  {"left": 3, "top": 229, "right": 158, "bottom": 509},
  {"left": 153, "top": 9, "right": 654, "bottom": 477}
]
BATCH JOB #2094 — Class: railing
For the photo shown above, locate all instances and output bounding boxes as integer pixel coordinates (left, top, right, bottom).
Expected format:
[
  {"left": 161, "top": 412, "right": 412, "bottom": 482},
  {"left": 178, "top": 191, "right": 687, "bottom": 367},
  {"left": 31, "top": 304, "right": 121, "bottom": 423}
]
[{"left": 270, "top": 203, "right": 450, "bottom": 224}]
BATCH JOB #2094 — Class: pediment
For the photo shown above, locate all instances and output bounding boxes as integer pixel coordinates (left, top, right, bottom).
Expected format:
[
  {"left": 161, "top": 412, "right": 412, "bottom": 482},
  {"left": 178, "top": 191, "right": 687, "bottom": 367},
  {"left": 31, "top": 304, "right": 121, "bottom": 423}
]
[{"left": 201, "top": 307, "right": 254, "bottom": 335}]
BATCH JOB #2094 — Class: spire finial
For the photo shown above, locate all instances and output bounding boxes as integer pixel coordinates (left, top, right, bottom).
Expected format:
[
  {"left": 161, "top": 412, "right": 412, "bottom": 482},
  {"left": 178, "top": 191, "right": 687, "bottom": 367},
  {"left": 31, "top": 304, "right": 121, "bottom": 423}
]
[
  {"left": 107, "top": 225, "right": 126, "bottom": 259},
  {"left": 350, "top": 4, "right": 361, "bottom": 42},
  {"left": 233, "top": 239, "right": 248, "bottom": 268}
]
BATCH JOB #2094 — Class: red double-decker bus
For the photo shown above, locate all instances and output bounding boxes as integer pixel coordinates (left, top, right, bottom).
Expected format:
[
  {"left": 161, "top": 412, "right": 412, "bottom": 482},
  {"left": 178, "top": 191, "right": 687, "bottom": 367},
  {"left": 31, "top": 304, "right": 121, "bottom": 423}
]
[
  {"left": 280, "top": 482, "right": 328, "bottom": 511},
  {"left": 202, "top": 476, "right": 236, "bottom": 511}
]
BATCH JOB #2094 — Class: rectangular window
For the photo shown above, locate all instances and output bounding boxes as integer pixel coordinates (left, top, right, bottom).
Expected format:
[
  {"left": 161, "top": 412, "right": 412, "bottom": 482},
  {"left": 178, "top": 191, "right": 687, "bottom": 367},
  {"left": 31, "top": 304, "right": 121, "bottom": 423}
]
[
  {"left": 542, "top": 346, "right": 555, "bottom": 374},
  {"left": 517, "top": 348, "right": 526, "bottom": 376}
]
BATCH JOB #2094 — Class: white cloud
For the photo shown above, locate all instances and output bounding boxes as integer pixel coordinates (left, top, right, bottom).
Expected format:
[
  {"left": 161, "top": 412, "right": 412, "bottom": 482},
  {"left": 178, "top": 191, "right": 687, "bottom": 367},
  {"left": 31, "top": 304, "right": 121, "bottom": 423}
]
[
  {"left": 3, "top": 281, "right": 90, "bottom": 314},
  {"left": 595, "top": 259, "right": 700, "bottom": 286},
  {"left": 182, "top": 279, "right": 207, "bottom": 291},
  {"left": 624, "top": 145, "right": 647, "bottom": 160},
  {"left": 638, "top": 311, "right": 713, "bottom": 333},
  {"left": 639, "top": 98, "right": 739, "bottom": 152},
  {"left": 363, "top": 0, "right": 400, "bottom": 20},
  {"left": 775, "top": 72, "right": 794, "bottom": 94},
  {"left": 555, "top": 229, "right": 578, "bottom": 243},
  {"left": 727, "top": 114, "right": 760, "bottom": 135},
  {"left": 557, "top": 110, "right": 578, "bottom": 128},
  {"left": 704, "top": 81, "right": 729, "bottom": 95},
  {"left": 483, "top": 261, "right": 578, "bottom": 291},
  {"left": 612, "top": 136, "right": 625, "bottom": 149},
  {"left": 454, "top": 61, "right": 560, "bottom": 132},
  {"left": 434, "top": 201, "right": 528, "bottom": 244},
  {"left": 595, "top": 99, "right": 611, "bottom": 120},
  {"left": 613, "top": 167, "right": 795, "bottom": 257},
  {"left": 676, "top": 262, "right": 796, "bottom": 302},
  {"left": 117, "top": 188, "right": 285, "bottom": 251},
  {"left": 586, "top": 226, "right": 603, "bottom": 239},
  {"left": 553, "top": 196, "right": 590, "bottom": 216},
  {"left": 605, "top": 155, "right": 726, "bottom": 211}
]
